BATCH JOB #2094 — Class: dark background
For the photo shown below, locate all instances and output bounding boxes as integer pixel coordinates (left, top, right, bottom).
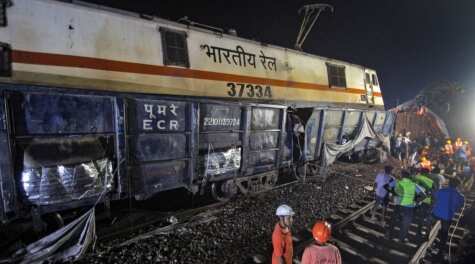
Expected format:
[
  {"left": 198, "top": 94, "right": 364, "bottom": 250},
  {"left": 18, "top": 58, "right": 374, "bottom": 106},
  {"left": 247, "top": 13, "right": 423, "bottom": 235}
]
[{"left": 81, "top": 0, "right": 475, "bottom": 109}]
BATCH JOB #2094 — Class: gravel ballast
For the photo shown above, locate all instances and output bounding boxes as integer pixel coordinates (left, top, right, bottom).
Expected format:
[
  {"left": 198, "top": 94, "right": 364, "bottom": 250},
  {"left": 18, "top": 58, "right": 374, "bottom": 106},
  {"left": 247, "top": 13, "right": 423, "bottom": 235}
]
[{"left": 82, "top": 162, "right": 384, "bottom": 264}]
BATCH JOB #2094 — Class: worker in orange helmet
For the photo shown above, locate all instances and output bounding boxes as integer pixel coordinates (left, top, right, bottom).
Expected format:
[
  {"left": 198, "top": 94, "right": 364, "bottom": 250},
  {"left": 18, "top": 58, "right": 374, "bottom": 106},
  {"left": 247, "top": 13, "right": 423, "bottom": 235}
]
[
  {"left": 454, "top": 137, "right": 463, "bottom": 151},
  {"left": 419, "top": 156, "right": 432, "bottom": 172},
  {"left": 301, "top": 221, "right": 342, "bottom": 264}
]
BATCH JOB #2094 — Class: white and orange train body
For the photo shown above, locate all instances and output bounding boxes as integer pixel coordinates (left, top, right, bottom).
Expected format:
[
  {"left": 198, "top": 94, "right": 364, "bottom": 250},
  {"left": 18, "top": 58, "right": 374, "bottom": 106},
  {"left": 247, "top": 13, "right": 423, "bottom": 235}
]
[
  {"left": 0, "top": 0, "right": 391, "bottom": 222},
  {"left": 0, "top": 0, "right": 384, "bottom": 108}
]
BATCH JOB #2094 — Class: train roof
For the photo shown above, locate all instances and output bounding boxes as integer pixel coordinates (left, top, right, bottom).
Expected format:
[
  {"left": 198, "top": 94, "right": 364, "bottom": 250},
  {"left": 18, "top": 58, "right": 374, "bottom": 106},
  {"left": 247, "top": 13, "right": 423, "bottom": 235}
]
[{"left": 60, "top": 0, "right": 376, "bottom": 72}]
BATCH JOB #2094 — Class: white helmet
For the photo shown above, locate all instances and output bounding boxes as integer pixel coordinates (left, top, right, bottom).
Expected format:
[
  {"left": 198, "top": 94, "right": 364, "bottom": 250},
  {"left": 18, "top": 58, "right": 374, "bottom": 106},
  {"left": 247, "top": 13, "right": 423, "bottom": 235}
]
[{"left": 276, "top": 204, "right": 295, "bottom": 216}]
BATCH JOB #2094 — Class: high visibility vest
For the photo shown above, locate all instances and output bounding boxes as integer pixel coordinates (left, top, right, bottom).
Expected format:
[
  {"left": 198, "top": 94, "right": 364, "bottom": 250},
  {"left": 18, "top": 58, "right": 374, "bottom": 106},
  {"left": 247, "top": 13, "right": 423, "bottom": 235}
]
[
  {"left": 396, "top": 178, "right": 416, "bottom": 207},
  {"left": 415, "top": 174, "right": 433, "bottom": 204},
  {"left": 420, "top": 160, "right": 432, "bottom": 171}
]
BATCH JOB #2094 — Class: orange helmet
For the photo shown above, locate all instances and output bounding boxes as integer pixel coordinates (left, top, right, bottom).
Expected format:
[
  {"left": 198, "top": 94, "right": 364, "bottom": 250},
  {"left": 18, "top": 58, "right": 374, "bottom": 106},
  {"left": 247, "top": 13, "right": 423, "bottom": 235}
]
[{"left": 312, "top": 221, "right": 332, "bottom": 244}]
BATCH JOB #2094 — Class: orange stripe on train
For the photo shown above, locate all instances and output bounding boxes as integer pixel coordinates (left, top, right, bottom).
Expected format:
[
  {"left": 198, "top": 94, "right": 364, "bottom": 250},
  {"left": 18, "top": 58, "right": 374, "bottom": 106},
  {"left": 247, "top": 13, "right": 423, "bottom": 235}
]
[{"left": 11, "top": 50, "right": 382, "bottom": 97}]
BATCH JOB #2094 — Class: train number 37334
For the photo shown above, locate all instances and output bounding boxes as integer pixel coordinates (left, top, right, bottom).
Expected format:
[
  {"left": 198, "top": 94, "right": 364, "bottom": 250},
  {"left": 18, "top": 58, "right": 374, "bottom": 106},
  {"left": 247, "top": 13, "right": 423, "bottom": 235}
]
[{"left": 226, "top": 82, "right": 272, "bottom": 98}]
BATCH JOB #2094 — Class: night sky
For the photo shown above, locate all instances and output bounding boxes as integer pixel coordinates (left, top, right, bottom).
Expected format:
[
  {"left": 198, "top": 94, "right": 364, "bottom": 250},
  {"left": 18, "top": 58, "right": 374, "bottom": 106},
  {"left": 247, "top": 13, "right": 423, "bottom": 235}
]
[{"left": 83, "top": 0, "right": 475, "bottom": 108}]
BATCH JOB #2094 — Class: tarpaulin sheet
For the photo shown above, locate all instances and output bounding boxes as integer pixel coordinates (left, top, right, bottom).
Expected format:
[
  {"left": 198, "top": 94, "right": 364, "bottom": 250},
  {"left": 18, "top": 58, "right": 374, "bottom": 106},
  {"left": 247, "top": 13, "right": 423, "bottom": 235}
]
[
  {"left": 321, "top": 115, "right": 390, "bottom": 168},
  {"left": 10, "top": 208, "right": 96, "bottom": 263}
]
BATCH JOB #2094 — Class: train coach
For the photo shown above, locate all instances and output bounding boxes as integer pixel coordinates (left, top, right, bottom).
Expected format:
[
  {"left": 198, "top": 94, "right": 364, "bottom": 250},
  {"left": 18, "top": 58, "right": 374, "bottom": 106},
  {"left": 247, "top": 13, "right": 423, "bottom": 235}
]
[{"left": 0, "top": 0, "right": 393, "bottom": 229}]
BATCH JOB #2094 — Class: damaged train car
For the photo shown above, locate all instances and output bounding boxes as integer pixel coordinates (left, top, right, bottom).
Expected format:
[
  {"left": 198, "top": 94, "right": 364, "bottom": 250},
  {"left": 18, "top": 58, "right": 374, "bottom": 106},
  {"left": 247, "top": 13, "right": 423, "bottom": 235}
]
[{"left": 0, "top": 0, "right": 394, "bottom": 231}]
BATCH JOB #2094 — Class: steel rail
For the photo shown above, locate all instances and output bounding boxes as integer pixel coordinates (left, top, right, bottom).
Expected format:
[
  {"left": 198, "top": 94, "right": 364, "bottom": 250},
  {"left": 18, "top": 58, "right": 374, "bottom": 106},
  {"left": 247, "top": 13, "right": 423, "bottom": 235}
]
[
  {"left": 292, "top": 196, "right": 375, "bottom": 262},
  {"left": 97, "top": 179, "right": 299, "bottom": 243}
]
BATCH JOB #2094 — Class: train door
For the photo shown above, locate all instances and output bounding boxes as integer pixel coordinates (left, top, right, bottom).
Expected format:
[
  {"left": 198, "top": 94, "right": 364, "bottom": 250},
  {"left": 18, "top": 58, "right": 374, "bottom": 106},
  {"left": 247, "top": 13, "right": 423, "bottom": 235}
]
[{"left": 364, "top": 69, "right": 375, "bottom": 105}]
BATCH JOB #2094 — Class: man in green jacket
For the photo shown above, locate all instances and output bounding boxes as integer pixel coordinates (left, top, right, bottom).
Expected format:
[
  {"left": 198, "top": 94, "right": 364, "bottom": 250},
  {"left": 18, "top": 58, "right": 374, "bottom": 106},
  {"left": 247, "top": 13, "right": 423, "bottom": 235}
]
[
  {"left": 388, "top": 170, "right": 422, "bottom": 242},
  {"left": 414, "top": 168, "right": 434, "bottom": 237}
]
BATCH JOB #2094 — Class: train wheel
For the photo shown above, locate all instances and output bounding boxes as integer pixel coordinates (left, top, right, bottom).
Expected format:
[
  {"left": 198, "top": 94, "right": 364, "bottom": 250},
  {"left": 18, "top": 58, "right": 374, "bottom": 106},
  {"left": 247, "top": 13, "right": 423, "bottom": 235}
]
[{"left": 211, "top": 180, "right": 238, "bottom": 202}]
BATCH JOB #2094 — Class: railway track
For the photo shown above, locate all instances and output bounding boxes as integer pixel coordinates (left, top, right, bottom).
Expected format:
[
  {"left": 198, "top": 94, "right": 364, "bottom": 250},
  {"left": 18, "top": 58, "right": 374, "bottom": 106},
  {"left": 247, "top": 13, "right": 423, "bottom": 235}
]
[
  {"left": 96, "top": 179, "right": 299, "bottom": 246},
  {"left": 286, "top": 188, "right": 475, "bottom": 264}
]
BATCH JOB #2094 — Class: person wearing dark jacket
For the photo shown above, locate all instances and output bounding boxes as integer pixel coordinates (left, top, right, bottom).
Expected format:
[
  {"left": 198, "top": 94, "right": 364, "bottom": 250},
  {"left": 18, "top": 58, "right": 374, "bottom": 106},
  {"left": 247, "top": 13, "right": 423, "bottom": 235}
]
[{"left": 431, "top": 178, "right": 465, "bottom": 256}]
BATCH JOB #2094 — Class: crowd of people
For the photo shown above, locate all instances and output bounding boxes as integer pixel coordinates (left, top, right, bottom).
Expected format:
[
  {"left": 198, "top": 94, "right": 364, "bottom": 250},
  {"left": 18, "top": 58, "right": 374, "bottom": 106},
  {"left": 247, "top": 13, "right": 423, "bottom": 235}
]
[
  {"left": 379, "top": 132, "right": 471, "bottom": 259},
  {"left": 392, "top": 132, "right": 473, "bottom": 176},
  {"left": 270, "top": 133, "right": 471, "bottom": 263}
]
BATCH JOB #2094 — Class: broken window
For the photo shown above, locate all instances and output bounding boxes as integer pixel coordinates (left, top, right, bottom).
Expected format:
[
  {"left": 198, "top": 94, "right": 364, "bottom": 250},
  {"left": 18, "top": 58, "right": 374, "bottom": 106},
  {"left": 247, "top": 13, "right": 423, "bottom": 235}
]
[
  {"left": 19, "top": 136, "right": 113, "bottom": 206},
  {"left": 326, "top": 63, "right": 346, "bottom": 88},
  {"left": 160, "top": 27, "right": 189, "bottom": 67}
]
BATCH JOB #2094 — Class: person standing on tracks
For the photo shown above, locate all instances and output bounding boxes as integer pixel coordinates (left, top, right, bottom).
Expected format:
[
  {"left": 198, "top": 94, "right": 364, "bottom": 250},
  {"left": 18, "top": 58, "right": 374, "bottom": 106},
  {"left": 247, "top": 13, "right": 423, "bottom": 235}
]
[
  {"left": 388, "top": 170, "right": 422, "bottom": 242},
  {"left": 431, "top": 178, "right": 464, "bottom": 257},
  {"left": 301, "top": 220, "right": 342, "bottom": 264},
  {"left": 428, "top": 167, "right": 445, "bottom": 191},
  {"left": 414, "top": 168, "right": 435, "bottom": 238},
  {"left": 272, "top": 204, "right": 295, "bottom": 264},
  {"left": 371, "top": 165, "right": 395, "bottom": 226}
]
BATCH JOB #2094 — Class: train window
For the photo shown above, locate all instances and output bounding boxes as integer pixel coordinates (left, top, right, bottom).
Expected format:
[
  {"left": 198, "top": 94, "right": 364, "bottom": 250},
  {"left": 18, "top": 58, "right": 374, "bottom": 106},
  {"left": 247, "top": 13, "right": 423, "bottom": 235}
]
[
  {"left": 326, "top": 63, "right": 346, "bottom": 88},
  {"left": 365, "top": 73, "right": 370, "bottom": 84},
  {"left": 0, "top": 43, "right": 11, "bottom": 77},
  {"left": 160, "top": 27, "right": 189, "bottom": 68},
  {"left": 372, "top": 74, "right": 379, "bottom": 86}
]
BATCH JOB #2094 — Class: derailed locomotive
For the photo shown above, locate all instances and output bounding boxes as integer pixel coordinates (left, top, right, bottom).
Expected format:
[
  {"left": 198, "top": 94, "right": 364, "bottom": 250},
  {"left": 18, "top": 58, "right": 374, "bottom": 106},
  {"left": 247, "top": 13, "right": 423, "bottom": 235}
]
[{"left": 0, "top": 0, "right": 394, "bottom": 227}]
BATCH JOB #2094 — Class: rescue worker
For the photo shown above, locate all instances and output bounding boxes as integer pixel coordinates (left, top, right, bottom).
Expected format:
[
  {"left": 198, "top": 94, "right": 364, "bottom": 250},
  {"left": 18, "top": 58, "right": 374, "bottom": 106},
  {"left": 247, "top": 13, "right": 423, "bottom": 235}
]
[
  {"left": 272, "top": 204, "right": 295, "bottom": 264},
  {"left": 371, "top": 165, "right": 395, "bottom": 226},
  {"left": 388, "top": 170, "right": 423, "bottom": 242},
  {"left": 301, "top": 221, "right": 342, "bottom": 264},
  {"left": 442, "top": 139, "right": 454, "bottom": 168},
  {"left": 444, "top": 139, "right": 454, "bottom": 157},
  {"left": 431, "top": 178, "right": 464, "bottom": 258},
  {"left": 419, "top": 156, "right": 432, "bottom": 172},
  {"left": 454, "top": 137, "right": 463, "bottom": 152},
  {"left": 414, "top": 168, "right": 434, "bottom": 237}
]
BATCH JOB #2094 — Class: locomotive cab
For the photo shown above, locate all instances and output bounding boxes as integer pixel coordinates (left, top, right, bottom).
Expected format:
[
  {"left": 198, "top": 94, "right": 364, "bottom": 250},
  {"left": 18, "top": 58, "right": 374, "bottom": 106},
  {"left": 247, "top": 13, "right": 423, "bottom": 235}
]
[{"left": 363, "top": 69, "right": 381, "bottom": 105}]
